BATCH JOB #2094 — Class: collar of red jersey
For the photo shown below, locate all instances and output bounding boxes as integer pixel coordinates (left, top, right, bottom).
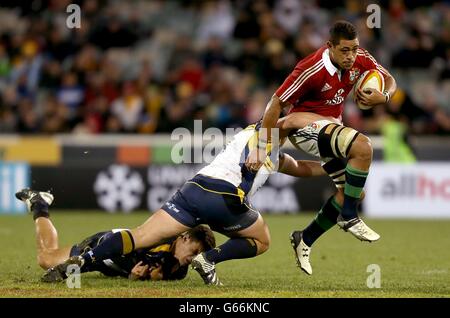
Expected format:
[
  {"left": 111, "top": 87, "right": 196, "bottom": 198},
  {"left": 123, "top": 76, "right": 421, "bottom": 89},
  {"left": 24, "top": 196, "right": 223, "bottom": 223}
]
[{"left": 322, "top": 48, "right": 339, "bottom": 77}]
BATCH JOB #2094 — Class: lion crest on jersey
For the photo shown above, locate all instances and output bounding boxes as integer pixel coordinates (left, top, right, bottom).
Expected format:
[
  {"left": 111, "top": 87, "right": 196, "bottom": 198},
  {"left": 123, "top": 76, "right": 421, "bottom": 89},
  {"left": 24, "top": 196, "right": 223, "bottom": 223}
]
[{"left": 349, "top": 68, "right": 360, "bottom": 83}]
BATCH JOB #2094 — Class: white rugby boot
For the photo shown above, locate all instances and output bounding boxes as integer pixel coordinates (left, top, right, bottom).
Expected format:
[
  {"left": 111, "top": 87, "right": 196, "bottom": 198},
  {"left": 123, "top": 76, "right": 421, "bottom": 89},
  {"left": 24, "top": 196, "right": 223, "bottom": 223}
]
[
  {"left": 337, "top": 215, "right": 380, "bottom": 242},
  {"left": 290, "top": 231, "right": 313, "bottom": 275},
  {"left": 191, "top": 253, "right": 223, "bottom": 286},
  {"left": 15, "top": 188, "right": 54, "bottom": 212}
]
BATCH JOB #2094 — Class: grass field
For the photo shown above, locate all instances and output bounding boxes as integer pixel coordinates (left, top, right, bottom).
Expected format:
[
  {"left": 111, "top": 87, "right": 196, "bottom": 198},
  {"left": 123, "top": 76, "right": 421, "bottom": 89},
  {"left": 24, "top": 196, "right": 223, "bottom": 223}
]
[{"left": 0, "top": 211, "right": 449, "bottom": 298}]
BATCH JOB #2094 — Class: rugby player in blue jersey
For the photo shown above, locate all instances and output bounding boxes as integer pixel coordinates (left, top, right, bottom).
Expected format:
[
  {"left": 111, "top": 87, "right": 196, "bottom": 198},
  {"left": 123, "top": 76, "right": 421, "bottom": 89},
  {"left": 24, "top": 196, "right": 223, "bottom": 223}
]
[
  {"left": 16, "top": 189, "right": 215, "bottom": 282},
  {"left": 31, "top": 121, "right": 327, "bottom": 286}
]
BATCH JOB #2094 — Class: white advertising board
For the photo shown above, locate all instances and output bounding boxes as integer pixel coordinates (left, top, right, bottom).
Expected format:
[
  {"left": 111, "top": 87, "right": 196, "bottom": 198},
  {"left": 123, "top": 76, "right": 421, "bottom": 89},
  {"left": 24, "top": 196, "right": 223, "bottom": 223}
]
[{"left": 364, "top": 163, "right": 450, "bottom": 218}]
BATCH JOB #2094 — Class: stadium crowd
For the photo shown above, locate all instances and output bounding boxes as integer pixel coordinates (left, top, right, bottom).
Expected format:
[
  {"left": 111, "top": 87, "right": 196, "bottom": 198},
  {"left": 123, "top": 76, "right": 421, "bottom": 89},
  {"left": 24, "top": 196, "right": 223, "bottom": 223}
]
[{"left": 0, "top": 0, "right": 449, "bottom": 135}]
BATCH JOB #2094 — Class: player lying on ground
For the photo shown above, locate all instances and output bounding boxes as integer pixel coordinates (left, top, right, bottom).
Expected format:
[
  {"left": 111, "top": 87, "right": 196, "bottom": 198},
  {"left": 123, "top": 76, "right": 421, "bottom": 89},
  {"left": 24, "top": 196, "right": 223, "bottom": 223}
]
[
  {"left": 36, "top": 122, "right": 326, "bottom": 286},
  {"left": 15, "top": 189, "right": 215, "bottom": 281},
  {"left": 245, "top": 20, "right": 396, "bottom": 275}
]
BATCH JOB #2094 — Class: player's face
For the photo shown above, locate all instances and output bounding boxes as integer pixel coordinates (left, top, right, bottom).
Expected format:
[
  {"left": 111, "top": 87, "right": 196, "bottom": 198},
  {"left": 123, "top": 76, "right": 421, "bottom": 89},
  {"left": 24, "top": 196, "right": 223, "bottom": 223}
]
[
  {"left": 328, "top": 38, "right": 359, "bottom": 70},
  {"left": 174, "top": 236, "right": 204, "bottom": 266}
]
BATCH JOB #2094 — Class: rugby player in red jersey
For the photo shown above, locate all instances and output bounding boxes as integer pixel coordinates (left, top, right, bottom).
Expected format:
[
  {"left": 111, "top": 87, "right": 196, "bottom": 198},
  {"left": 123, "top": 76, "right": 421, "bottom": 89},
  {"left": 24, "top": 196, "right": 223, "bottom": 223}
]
[{"left": 246, "top": 20, "right": 397, "bottom": 275}]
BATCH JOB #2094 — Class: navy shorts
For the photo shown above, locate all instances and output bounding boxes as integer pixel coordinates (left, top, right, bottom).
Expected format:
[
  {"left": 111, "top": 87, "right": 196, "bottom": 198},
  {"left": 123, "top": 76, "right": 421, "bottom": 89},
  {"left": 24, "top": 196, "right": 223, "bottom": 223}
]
[
  {"left": 161, "top": 175, "right": 259, "bottom": 234},
  {"left": 69, "top": 231, "right": 119, "bottom": 275}
]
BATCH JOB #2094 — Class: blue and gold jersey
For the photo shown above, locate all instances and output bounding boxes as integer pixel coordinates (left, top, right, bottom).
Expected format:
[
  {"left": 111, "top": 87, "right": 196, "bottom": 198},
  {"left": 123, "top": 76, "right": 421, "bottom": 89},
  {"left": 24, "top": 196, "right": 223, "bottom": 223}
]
[{"left": 197, "top": 122, "right": 279, "bottom": 200}]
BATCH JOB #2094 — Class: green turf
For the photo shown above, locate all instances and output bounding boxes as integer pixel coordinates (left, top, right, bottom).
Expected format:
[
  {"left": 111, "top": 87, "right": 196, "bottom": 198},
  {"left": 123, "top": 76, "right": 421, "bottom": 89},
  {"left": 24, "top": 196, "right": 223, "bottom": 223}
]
[{"left": 0, "top": 212, "right": 449, "bottom": 298}]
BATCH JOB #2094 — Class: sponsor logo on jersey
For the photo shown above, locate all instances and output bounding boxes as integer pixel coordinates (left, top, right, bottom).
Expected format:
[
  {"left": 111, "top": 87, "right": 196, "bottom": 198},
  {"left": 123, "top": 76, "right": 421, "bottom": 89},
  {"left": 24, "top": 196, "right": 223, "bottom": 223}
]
[
  {"left": 325, "top": 88, "right": 345, "bottom": 105},
  {"left": 321, "top": 83, "right": 332, "bottom": 92},
  {"left": 165, "top": 202, "right": 180, "bottom": 213}
]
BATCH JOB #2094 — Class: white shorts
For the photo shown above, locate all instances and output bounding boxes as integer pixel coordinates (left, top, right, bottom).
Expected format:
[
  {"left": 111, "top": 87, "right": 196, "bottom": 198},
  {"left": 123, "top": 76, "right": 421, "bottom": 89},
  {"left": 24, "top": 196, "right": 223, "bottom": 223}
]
[{"left": 288, "top": 120, "right": 334, "bottom": 159}]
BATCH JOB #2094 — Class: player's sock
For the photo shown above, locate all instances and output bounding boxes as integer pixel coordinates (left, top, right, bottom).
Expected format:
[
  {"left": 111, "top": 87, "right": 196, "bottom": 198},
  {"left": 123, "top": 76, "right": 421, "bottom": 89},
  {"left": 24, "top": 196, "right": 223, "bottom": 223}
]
[
  {"left": 342, "top": 165, "right": 368, "bottom": 220},
  {"left": 302, "top": 196, "right": 341, "bottom": 246},
  {"left": 204, "top": 238, "right": 257, "bottom": 264},
  {"left": 31, "top": 201, "right": 50, "bottom": 220},
  {"left": 82, "top": 230, "right": 135, "bottom": 266}
]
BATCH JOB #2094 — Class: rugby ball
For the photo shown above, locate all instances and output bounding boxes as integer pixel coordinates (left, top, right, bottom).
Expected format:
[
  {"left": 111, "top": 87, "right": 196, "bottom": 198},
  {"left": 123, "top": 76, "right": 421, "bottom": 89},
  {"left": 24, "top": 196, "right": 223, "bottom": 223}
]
[{"left": 353, "top": 69, "right": 385, "bottom": 110}]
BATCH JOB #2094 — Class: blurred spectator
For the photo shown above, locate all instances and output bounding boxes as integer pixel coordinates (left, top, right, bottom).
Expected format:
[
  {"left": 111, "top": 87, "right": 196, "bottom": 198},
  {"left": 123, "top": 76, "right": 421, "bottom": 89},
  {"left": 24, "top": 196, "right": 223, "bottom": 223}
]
[
  {"left": 46, "top": 28, "right": 74, "bottom": 62},
  {"left": 200, "top": 36, "right": 229, "bottom": 69},
  {"left": 9, "top": 38, "right": 43, "bottom": 97},
  {"left": 41, "top": 95, "right": 70, "bottom": 134},
  {"left": 273, "top": 0, "right": 303, "bottom": 36},
  {"left": 0, "top": 43, "right": 11, "bottom": 80},
  {"left": 196, "top": 0, "right": 235, "bottom": 45},
  {"left": 56, "top": 72, "right": 84, "bottom": 121},
  {"left": 16, "top": 97, "right": 40, "bottom": 133},
  {"left": 110, "top": 81, "right": 147, "bottom": 132},
  {"left": 157, "top": 81, "right": 196, "bottom": 132},
  {"left": 381, "top": 117, "right": 417, "bottom": 163},
  {"left": 88, "top": 17, "right": 138, "bottom": 51}
]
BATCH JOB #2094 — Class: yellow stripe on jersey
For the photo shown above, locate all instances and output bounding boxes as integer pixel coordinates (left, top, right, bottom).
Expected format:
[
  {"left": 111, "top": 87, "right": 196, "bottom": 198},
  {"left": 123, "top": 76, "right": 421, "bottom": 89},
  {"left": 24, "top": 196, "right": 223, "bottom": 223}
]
[
  {"left": 120, "top": 231, "right": 135, "bottom": 254},
  {"left": 189, "top": 122, "right": 276, "bottom": 203},
  {"left": 247, "top": 129, "right": 273, "bottom": 156},
  {"left": 150, "top": 243, "right": 171, "bottom": 253},
  {"left": 246, "top": 238, "right": 256, "bottom": 246},
  {"left": 237, "top": 187, "right": 246, "bottom": 203},
  {"left": 247, "top": 130, "right": 259, "bottom": 151},
  {"left": 186, "top": 181, "right": 244, "bottom": 200},
  {"left": 244, "top": 123, "right": 257, "bottom": 131}
]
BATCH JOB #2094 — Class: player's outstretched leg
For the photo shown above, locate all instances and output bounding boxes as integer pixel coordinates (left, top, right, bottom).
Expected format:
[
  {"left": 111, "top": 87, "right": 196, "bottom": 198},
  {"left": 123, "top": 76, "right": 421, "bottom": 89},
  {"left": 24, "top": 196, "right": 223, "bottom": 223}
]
[{"left": 16, "top": 188, "right": 71, "bottom": 270}]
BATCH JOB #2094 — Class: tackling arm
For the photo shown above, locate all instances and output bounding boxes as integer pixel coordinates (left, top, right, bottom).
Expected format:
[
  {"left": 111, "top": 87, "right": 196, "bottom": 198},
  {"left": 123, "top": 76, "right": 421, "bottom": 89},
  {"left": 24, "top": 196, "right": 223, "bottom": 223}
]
[{"left": 245, "top": 95, "right": 290, "bottom": 171}]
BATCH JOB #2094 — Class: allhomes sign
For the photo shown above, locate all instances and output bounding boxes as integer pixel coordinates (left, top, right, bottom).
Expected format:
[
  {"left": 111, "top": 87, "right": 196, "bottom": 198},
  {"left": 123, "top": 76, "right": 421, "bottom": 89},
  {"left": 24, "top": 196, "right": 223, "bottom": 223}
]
[{"left": 365, "top": 163, "right": 450, "bottom": 218}]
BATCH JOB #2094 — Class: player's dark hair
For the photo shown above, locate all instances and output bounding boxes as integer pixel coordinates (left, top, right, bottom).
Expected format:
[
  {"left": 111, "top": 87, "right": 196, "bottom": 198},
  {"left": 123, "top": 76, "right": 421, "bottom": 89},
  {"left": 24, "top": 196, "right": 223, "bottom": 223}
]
[
  {"left": 186, "top": 225, "right": 216, "bottom": 251},
  {"left": 329, "top": 20, "right": 357, "bottom": 45}
]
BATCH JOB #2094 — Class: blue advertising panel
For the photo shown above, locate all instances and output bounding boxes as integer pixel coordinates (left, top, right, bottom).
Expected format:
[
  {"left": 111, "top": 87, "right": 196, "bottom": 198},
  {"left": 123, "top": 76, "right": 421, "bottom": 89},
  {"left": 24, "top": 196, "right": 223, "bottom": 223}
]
[{"left": 0, "top": 162, "right": 30, "bottom": 214}]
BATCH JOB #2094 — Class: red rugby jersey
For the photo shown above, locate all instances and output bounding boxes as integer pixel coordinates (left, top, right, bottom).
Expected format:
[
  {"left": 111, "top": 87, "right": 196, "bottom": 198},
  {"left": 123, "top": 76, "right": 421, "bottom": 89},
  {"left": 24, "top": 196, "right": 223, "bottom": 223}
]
[{"left": 275, "top": 46, "right": 389, "bottom": 119}]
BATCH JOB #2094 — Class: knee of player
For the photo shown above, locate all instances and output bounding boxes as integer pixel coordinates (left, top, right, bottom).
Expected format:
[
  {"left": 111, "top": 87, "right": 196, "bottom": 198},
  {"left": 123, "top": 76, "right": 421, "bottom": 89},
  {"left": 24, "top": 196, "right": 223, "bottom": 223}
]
[
  {"left": 257, "top": 239, "right": 270, "bottom": 254},
  {"left": 257, "top": 231, "right": 271, "bottom": 254}
]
